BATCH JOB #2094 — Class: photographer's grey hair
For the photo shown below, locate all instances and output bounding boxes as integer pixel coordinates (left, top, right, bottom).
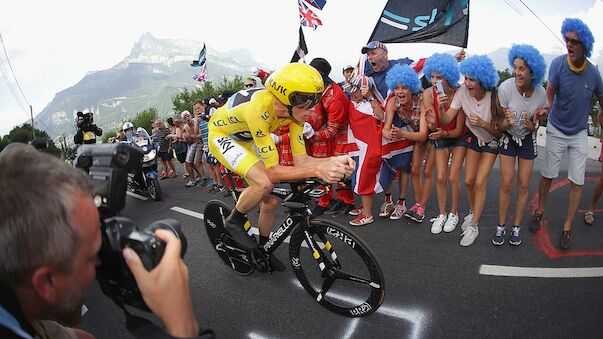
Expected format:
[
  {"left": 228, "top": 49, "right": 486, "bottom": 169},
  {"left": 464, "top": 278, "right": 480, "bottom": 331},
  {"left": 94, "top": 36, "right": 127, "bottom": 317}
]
[{"left": 0, "top": 145, "right": 93, "bottom": 284}]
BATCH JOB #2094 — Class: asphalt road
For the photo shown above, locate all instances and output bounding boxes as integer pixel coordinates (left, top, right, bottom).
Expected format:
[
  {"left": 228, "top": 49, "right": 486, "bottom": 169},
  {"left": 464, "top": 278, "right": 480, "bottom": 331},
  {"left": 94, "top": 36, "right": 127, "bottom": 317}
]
[{"left": 79, "top": 149, "right": 603, "bottom": 338}]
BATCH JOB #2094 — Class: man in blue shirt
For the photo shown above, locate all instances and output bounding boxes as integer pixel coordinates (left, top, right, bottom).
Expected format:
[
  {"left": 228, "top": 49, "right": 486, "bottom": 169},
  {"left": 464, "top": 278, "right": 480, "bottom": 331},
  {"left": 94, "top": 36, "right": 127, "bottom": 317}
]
[{"left": 533, "top": 18, "right": 603, "bottom": 250}]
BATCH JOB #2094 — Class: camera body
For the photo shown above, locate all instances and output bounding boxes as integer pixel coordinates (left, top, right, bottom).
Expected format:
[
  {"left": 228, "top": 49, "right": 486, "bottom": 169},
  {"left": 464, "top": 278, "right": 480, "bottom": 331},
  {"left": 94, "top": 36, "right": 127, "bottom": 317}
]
[{"left": 76, "top": 144, "right": 186, "bottom": 311}]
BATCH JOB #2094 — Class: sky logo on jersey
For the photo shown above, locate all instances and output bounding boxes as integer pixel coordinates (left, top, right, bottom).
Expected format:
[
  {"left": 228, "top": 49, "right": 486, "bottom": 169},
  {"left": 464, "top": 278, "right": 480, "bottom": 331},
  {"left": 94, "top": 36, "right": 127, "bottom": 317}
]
[{"left": 267, "top": 78, "right": 287, "bottom": 96}]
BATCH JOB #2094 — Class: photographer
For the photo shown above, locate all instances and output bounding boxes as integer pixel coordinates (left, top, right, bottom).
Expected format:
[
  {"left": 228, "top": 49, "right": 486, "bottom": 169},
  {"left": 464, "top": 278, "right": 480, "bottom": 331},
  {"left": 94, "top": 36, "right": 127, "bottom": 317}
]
[
  {"left": 0, "top": 145, "right": 208, "bottom": 338},
  {"left": 74, "top": 111, "right": 103, "bottom": 145}
]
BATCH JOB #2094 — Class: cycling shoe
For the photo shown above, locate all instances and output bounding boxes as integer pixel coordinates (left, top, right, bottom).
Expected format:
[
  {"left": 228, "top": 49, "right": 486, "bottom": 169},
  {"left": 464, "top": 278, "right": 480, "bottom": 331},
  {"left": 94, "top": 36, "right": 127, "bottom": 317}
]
[{"left": 224, "top": 220, "right": 257, "bottom": 250}]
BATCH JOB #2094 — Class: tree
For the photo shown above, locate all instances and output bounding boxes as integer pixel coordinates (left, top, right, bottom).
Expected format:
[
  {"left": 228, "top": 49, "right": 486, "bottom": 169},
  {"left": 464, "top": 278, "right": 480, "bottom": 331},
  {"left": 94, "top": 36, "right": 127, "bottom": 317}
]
[
  {"left": 132, "top": 107, "right": 158, "bottom": 134},
  {"left": 0, "top": 124, "right": 61, "bottom": 156},
  {"left": 497, "top": 68, "right": 513, "bottom": 87}
]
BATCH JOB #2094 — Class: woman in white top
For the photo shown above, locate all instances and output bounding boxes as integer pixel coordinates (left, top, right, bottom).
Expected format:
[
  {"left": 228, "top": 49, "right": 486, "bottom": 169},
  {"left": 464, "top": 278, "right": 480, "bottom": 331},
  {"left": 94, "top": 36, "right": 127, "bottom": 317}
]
[
  {"left": 493, "top": 44, "right": 548, "bottom": 246},
  {"left": 441, "top": 55, "right": 504, "bottom": 246}
]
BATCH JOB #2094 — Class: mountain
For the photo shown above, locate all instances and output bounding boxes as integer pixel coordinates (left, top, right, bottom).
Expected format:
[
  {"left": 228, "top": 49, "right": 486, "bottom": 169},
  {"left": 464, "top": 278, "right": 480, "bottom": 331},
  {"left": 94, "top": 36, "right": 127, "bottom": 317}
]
[
  {"left": 34, "top": 32, "right": 265, "bottom": 141},
  {"left": 486, "top": 47, "right": 557, "bottom": 73}
]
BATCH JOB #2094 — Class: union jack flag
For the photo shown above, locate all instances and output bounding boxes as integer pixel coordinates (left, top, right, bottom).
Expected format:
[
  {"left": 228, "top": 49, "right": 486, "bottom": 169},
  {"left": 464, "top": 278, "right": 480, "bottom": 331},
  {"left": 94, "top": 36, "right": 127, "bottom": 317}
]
[
  {"left": 298, "top": 0, "right": 322, "bottom": 30},
  {"left": 305, "top": 0, "right": 326, "bottom": 10},
  {"left": 193, "top": 64, "right": 207, "bottom": 83}
]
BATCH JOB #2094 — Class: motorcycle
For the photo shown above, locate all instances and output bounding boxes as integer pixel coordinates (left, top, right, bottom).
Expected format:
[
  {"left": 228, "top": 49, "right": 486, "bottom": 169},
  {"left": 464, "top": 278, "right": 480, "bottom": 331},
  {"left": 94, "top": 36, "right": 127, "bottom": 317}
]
[{"left": 123, "top": 128, "right": 162, "bottom": 201}]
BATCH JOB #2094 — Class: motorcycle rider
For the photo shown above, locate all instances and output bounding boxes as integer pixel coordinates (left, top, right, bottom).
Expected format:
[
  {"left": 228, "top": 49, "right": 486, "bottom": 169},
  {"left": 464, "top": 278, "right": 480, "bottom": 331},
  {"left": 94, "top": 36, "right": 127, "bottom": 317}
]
[
  {"left": 120, "top": 122, "right": 135, "bottom": 143},
  {"left": 73, "top": 110, "right": 102, "bottom": 145}
]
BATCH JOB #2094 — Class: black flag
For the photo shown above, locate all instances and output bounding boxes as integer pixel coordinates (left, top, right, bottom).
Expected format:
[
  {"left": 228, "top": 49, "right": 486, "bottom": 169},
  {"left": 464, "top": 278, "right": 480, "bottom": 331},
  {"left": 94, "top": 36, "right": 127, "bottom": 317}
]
[
  {"left": 368, "top": 0, "right": 469, "bottom": 48},
  {"left": 291, "top": 27, "right": 308, "bottom": 62}
]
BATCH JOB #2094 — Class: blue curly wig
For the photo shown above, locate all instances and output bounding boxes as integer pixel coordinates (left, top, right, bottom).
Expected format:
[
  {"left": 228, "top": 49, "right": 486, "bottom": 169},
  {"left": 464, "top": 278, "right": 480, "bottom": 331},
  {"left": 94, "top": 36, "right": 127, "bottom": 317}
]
[
  {"left": 459, "top": 55, "right": 498, "bottom": 91},
  {"left": 423, "top": 53, "right": 460, "bottom": 87},
  {"left": 561, "top": 18, "right": 594, "bottom": 58},
  {"left": 385, "top": 64, "right": 421, "bottom": 94},
  {"left": 507, "top": 44, "right": 546, "bottom": 85}
]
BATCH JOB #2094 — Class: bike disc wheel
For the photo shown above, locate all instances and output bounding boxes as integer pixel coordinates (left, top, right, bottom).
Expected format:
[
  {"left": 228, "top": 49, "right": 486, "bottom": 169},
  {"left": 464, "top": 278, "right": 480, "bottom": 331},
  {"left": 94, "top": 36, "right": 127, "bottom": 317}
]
[
  {"left": 289, "top": 219, "right": 385, "bottom": 317},
  {"left": 203, "top": 200, "right": 254, "bottom": 275}
]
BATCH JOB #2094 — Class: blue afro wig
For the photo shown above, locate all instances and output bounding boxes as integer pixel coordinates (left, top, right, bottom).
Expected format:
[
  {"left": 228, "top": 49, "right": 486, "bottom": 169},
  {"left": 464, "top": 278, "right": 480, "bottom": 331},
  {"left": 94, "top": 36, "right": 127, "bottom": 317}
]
[
  {"left": 423, "top": 53, "right": 460, "bottom": 87},
  {"left": 385, "top": 64, "right": 421, "bottom": 94},
  {"left": 562, "top": 18, "right": 594, "bottom": 58},
  {"left": 459, "top": 55, "right": 499, "bottom": 91},
  {"left": 508, "top": 44, "right": 547, "bottom": 85}
]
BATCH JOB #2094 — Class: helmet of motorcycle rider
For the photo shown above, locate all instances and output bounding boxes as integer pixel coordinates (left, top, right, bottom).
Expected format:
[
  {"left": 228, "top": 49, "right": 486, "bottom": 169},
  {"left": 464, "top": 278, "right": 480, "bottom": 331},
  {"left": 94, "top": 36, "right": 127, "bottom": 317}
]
[{"left": 122, "top": 122, "right": 134, "bottom": 131}]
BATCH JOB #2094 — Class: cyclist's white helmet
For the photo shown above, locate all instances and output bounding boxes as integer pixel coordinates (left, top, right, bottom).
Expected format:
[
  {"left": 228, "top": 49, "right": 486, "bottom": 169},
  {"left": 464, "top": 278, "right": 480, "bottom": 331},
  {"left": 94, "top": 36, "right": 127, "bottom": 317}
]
[{"left": 122, "top": 122, "right": 134, "bottom": 131}]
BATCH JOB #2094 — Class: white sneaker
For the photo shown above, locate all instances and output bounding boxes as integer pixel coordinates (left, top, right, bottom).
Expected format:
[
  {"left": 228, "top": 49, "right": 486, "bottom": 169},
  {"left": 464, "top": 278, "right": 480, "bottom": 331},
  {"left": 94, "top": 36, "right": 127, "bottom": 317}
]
[
  {"left": 461, "top": 211, "right": 473, "bottom": 231},
  {"left": 460, "top": 225, "right": 479, "bottom": 247},
  {"left": 379, "top": 200, "right": 394, "bottom": 218},
  {"left": 431, "top": 214, "right": 447, "bottom": 234},
  {"left": 443, "top": 213, "right": 459, "bottom": 232},
  {"left": 389, "top": 201, "right": 407, "bottom": 220}
]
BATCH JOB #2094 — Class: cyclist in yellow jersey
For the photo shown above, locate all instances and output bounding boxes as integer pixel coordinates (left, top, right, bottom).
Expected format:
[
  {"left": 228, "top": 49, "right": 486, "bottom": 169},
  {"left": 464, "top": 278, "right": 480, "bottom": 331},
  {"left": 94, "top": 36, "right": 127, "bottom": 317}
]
[{"left": 208, "top": 63, "right": 356, "bottom": 269}]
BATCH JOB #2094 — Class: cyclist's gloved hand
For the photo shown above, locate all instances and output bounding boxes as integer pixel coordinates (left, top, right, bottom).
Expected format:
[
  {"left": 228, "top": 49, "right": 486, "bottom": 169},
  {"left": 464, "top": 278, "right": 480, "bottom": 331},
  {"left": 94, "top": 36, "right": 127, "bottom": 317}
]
[
  {"left": 303, "top": 122, "right": 315, "bottom": 139},
  {"left": 270, "top": 133, "right": 280, "bottom": 145}
]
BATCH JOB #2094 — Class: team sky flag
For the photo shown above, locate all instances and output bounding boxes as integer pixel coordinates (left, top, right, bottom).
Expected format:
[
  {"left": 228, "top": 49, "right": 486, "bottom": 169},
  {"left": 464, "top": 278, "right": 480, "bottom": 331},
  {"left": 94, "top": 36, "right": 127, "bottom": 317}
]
[
  {"left": 369, "top": 0, "right": 470, "bottom": 48},
  {"left": 291, "top": 26, "right": 309, "bottom": 62},
  {"left": 191, "top": 43, "right": 207, "bottom": 67},
  {"left": 305, "top": 0, "right": 326, "bottom": 10},
  {"left": 298, "top": 0, "right": 323, "bottom": 30}
]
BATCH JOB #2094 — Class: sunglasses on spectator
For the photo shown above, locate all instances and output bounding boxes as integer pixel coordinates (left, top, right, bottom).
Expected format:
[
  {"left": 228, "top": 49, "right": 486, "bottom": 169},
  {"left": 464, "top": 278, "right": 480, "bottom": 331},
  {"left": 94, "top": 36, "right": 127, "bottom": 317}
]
[
  {"left": 244, "top": 83, "right": 254, "bottom": 88},
  {"left": 565, "top": 36, "right": 582, "bottom": 46}
]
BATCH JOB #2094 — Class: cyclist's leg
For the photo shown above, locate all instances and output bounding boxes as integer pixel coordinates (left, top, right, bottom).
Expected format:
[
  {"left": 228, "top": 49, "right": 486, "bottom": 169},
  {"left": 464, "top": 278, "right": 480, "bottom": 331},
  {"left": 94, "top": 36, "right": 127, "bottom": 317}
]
[
  {"left": 209, "top": 133, "right": 269, "bottom": 249},
  {"left": 257, "top": 194, "right": 286, "bottom": 271}
]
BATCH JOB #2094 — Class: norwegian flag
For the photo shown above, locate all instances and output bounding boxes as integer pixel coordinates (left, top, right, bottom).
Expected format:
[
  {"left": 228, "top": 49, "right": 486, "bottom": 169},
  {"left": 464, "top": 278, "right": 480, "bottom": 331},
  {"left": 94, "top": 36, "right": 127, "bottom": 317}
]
[
  {"left": 305, "top": 0, "right": 326, "bottom": 10},
  {"left": 298, "top": 0, "right": 323, "bottom": 30}
]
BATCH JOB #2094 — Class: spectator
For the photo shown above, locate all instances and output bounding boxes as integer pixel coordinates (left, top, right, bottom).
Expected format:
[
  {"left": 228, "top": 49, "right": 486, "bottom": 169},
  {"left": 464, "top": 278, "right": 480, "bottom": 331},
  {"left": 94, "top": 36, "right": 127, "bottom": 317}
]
[
  {"left": 441, "top": 55, "right": 503, "bottom": 247},
  {"left": 339, "top": 65, "right": 355, "bottom": 98},
  {"left": 154, "top": 118, "right": 177, "bottom": 179},
  {"left": 243, "top": 77, "right": 257, "bottom": 89},
  {"left": 584, "top": 103, "right": 603, "bottom": 225},
  {"left": 421, "top": 53, "right": 465, "bottom": 233},
  {"left": 347, "top": 75, "right": 386, "bottom": 226},
  {"left": 493, "top": 44, "right": 548, "bottom": 246},
  {"left": 533, "top": 18, "right": 603, "bottom": 250},
  {"left": 380, "top": 64, "right": 428, "bottom": 221},
  {"left": 305, "top": 57, "right": 354, "bottom": 216}
]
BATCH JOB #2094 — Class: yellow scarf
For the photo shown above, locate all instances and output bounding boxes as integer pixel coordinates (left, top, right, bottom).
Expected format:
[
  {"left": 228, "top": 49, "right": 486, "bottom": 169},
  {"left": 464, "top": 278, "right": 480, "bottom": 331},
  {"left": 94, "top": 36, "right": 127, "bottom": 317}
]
[{"left": 567, "top": 56, "right": 587, "bottom": 74}]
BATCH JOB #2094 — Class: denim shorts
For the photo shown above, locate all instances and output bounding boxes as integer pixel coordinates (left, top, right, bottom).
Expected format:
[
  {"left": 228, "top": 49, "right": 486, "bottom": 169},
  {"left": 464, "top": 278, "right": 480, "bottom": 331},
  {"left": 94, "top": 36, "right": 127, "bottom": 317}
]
[
  {"left": 461, "top": 129, "right": 498, "bottom": 154},
  {"left": 433, "top": 136, "right": 464, "bottom": 149},
  {"left": 497, "top": 132, "right": 537, "bottom": 160}
]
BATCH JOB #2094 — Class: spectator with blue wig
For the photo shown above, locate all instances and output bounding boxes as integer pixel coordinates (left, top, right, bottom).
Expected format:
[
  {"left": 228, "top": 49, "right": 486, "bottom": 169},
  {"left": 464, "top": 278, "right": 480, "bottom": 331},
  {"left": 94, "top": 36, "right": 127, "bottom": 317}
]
[
  {"left": 441, "top": 55, "right": 504, "bottom": 246},
  {"left": 492, "top": 44, "right": 549, "bottom": 247},
  {"left": 533, "top": 18, "right": 603, "bottom": 250},
  {"left": 378, "top": 64, "right": 428, "bottom": 222},
  {"left": 420, "top": 53, "right": 467, "bottom": 233}
]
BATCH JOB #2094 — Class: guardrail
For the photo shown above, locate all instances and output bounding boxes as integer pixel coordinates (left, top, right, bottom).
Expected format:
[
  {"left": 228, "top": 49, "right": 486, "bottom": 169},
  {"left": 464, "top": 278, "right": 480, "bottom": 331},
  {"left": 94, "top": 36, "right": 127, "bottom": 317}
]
[{"left": 536, "top": 126, "right": 602, "bottom": 161}]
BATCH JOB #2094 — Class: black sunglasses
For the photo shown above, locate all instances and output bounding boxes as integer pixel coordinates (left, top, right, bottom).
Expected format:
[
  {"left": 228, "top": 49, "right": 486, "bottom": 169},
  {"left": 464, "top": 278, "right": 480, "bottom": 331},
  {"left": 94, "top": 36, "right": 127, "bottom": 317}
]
[
  {"left": 565, "top": 36, "right": 582, "bottom": 46},
  {"left": 244, "top": 84, "right": 254, "bottom": 88}
]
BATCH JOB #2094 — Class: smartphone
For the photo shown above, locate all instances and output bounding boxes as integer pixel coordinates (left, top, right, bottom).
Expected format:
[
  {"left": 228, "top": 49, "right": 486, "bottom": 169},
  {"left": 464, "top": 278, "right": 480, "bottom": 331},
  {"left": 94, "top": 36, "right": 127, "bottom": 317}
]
[{"left": 435, "top": 80, "right": 445, "bottom": 94}]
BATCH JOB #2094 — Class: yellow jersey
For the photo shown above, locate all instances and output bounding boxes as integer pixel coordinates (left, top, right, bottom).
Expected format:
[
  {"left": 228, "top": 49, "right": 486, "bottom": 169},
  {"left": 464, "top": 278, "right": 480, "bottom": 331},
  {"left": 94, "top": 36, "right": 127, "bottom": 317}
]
[{"left": 208, "top": 89, "right": 306, "bottom": 170}]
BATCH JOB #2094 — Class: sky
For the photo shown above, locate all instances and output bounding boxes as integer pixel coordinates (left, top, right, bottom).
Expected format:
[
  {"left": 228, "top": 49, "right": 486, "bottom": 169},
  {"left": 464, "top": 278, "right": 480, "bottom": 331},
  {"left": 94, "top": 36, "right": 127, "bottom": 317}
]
[{"left": 1, "top": 0, "right": 601, "bottom": 138}]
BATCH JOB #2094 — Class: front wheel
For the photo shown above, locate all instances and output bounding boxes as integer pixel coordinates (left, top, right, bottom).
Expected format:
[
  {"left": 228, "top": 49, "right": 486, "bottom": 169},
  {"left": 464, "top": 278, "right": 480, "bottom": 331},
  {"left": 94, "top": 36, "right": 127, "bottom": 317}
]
[
  {"left": 147, "top": 178, "right": 162, "bottom": 201},
  {"left": 203, "top": 200, "right": 254, "bottom": 275},
  {"left": 289, "top": 219, "right": 385, "bottom": 317}
]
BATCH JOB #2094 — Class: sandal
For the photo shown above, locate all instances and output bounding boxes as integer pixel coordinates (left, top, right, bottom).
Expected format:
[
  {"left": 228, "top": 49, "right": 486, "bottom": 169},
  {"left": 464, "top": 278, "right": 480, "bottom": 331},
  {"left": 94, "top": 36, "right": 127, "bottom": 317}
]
[
  {"left": 585, "top": 210, "right": 594, "bottom": 225},
  {"left": 530, "top": 212, "right": 543, "bottom": 233}
]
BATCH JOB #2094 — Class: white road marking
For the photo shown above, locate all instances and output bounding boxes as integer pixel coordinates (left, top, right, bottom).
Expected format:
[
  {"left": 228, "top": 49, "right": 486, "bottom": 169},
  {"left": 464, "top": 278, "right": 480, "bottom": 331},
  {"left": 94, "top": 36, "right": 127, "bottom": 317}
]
[
  {"left": 342, "top": 318, "right": 359, "bottom": 339},
  {"left": 479, "top": 264, "right": 603, "bottom": 278},
  {"left": 291, "top": 279, "right": 426, "bottom": 339},
  {"left": 126, "top": 191, "right": 148, "bottom": 200},
  {"left": 170, "top": 206, "right": 204, "bottom": 220}
]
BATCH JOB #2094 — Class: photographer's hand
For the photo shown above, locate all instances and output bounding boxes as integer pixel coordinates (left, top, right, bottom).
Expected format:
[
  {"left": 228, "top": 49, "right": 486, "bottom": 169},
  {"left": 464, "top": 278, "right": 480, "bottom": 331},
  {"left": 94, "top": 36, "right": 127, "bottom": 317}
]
[{"left": 123, "top": 230, "right": 199, "bottom": 338}]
